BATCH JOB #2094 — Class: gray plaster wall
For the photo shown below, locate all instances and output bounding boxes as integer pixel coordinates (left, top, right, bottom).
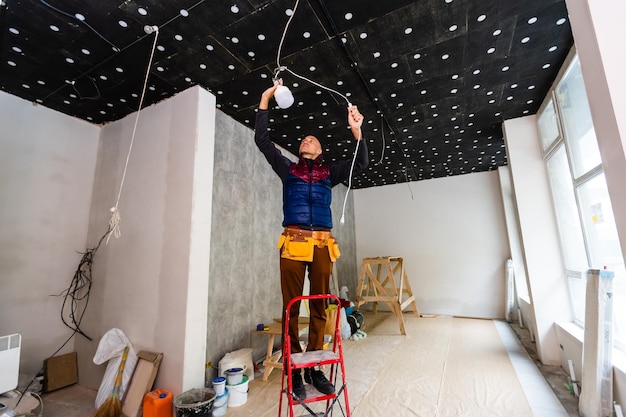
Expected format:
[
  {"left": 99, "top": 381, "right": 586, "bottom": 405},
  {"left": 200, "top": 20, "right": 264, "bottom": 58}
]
[{"left": 206, "top": 110, "right": 359, "bottom": 379}]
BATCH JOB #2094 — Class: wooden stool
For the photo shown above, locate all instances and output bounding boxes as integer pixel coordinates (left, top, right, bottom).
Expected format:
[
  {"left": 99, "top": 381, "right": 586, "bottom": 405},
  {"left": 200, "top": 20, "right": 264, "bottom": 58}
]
[
  {"left": 355, "top": 256, "right": 420, "bottom": 335},
  {"left": 251, "top": 319, "right": 309, "bottom": 381}
]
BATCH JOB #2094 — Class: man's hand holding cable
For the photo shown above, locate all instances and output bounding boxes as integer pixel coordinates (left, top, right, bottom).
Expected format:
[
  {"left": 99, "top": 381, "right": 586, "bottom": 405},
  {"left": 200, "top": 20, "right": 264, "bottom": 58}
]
[{"left": 348, "top": 105, "right": 364, "bottom": 140}]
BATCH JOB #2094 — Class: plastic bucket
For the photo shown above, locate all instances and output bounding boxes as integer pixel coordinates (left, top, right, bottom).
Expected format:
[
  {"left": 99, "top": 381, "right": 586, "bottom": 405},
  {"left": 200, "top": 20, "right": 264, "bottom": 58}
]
[
  {"left": 224, "top": 367, "right": 244, "bottom": 385},
  {"left": 173, "top": 388, "right": 216, "bottom": 417},
  {"left": 212, "top": 377, "right": 226, "bottom": 396},
  {"left": 211, "top": 389, "right": 228, "bottom": 417},
  {"left": 226, "top": 374, "right": 249, "bottom": 407},
  {"left": 219, "top": 348, "right": 254, "bottom": 381},
  {"left": 143, "top": 389, "right": 172, "bottom": 417}
]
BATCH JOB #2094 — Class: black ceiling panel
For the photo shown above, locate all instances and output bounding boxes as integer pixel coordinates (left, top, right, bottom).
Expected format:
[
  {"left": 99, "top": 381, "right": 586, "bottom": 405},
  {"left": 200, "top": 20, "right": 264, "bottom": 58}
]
[{"left": 1, "top": 0, "right": 574, "bottom": 188}]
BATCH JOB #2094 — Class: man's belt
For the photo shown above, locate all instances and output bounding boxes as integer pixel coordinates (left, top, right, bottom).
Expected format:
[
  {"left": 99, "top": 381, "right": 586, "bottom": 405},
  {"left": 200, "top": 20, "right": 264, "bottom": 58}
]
[{"left": 283, "top": 227, "right": 332, "bottom": 240}]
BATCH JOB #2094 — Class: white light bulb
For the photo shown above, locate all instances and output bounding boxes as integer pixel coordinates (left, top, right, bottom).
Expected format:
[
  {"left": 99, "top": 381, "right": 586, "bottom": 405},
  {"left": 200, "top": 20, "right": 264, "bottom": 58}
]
[
  {"left": 275, "top": 85, "right": 294, "bottom": 109},
  {"left": 144, "top": 25, "right": 158, "bottom": 34}
]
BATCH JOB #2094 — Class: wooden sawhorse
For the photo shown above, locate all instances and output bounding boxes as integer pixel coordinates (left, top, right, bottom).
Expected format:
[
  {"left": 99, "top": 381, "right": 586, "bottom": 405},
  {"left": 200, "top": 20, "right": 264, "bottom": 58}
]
[{"left": 355, "top": 256, "right": 420, "bottom": 335}]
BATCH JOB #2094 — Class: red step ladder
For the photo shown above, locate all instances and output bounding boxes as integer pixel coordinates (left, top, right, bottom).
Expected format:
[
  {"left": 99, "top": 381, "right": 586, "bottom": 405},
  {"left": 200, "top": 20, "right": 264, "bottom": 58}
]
[{"left": 278, "top": 294, "right": 350, "bottom": 417}]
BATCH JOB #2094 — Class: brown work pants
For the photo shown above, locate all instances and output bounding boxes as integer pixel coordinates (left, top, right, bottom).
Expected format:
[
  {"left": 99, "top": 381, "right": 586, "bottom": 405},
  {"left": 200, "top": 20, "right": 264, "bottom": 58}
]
[{"left": 280, "top": 245, "right": 332, "bottom": 355}]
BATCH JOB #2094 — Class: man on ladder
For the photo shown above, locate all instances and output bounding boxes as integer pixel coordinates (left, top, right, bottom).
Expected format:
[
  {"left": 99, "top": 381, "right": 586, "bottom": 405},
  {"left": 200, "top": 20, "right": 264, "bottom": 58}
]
[{"left": 254, "top": 80, "right": 368, "bottom": 400}]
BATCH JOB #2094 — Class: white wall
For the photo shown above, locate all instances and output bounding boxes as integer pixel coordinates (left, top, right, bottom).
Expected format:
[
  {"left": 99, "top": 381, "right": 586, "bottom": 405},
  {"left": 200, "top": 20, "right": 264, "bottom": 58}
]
[
  {"left": 354, "top": 170, "right": 510, "bottom": 319},
  {"left": 560, "top": 0, "right": 626, "bottom": 405},
  {"left": 0, "top": 92, "right": 100, "bottom": 376},
  {"left": 75, "top": 86, "right": 214, "bottom": 394},
  {"left": 503, "top": 115, "right": 571, "bottom": 366}
]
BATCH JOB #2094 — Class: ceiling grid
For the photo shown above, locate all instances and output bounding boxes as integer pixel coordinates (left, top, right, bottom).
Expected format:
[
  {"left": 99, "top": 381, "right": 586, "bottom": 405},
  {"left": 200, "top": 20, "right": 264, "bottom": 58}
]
[{"left": 1, "top": 0, "right": 573, "bottom": 188}]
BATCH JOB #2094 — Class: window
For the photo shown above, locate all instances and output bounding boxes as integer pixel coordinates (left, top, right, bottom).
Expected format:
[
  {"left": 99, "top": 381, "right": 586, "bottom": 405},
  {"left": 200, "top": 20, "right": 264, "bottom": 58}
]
[{"left": 537, "top": 52, "right": 626, "bottom": 349}]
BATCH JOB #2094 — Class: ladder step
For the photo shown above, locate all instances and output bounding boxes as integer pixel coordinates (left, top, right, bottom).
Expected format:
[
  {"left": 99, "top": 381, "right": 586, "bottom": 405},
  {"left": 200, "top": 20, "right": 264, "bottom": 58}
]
[{"left": 291, "top": 350, "right": 340, "bottom": 367}]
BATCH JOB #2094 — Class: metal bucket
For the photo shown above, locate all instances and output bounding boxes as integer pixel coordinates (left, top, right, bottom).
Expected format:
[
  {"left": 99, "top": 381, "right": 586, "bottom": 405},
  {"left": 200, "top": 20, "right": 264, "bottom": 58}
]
[{"left": 173, "top": 388, "right": 216, "bottom": 417}]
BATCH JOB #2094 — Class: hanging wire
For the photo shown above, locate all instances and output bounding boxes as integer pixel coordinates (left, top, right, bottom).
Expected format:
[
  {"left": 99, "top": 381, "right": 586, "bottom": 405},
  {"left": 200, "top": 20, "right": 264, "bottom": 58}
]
[
  {"left": 275, "top": 0, "right": 300, "bottom": 72},
  {"left": 39, "top": 0, "right": 120, "bottom": 52},
  {"left": 108, "top": 26, "right": 160, "bottom": 243},
  {"left": 378, "top": 115, "right": 386, "bottom": 164},
  {"left": 340, "top": 133, "right": 361, "bottom": 224},
  {"left": 404, "top": 166, "right": 415, "bottom": 200},
  {"left": 274, "top": 0, "right": 351, "bottom": 107},
  {"left": 316, "top": 0, "right": 419, "bottom": 189},
  {"left": 15, "top": 222, "right": 109, "bottom": 411}
]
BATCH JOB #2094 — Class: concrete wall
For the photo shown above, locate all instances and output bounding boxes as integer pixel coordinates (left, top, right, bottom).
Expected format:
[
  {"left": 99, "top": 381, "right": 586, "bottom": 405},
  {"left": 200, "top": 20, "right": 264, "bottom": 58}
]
[
  {"left": 0, "top": 92, "right": 99, "bottom": 378},
  {"left": 206, "top": 109, "right": 359, "bottom": 378},
  {"left": 353, "top": 170, "right": 510, "bottom": 319}
]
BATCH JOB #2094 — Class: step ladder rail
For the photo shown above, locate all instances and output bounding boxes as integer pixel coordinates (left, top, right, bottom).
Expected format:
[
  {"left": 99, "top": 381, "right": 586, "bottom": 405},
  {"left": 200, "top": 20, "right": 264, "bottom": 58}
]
[
  {"left": 278, "top": 294, "right": 350, "bottom": 417},
  {"left": 316, "top": 382, "right": 348, "bottom": 417}
]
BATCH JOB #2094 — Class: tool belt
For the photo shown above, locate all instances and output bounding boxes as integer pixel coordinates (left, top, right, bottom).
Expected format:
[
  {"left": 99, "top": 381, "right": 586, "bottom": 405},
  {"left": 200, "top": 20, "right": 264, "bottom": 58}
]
[{"left": 277, "top": 227, "right": 341, "bottom": 262}]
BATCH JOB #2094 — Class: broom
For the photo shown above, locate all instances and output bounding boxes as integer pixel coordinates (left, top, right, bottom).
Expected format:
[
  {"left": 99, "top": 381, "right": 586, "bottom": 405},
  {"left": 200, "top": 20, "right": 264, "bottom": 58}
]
[{"left": 93, "top": 345, "right": 130, "bottom": 417}]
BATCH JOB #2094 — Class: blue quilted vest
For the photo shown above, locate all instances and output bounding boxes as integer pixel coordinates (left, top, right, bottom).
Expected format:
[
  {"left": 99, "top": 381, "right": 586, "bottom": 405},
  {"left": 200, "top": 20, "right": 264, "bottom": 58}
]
[{"left": 283, "top": 157, "right": 332, "bottom": 229}]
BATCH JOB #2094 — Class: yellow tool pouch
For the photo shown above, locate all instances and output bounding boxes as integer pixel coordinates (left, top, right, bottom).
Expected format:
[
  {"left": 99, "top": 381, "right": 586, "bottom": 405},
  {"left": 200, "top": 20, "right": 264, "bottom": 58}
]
[
  {"left": 277, "top": 234, "right": 315, "bottom": 262},
  {"left": 327, "top": 238, "right": 341, "bottom": 262},
  {"left": 277, "top": 233, "right": 341, "bottom": 262}
]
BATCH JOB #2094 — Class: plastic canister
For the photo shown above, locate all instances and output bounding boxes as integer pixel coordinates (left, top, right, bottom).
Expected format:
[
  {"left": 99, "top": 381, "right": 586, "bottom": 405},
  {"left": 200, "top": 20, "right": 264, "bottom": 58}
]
[
  {"left": 218, "top": 348, "right": 254, "bottom": 381},
  {"left": 143, "top": 389, "right": 173, "bottom": 417},
  {"left": 212, "top": 376, "right": 226, "bottom": 396}
]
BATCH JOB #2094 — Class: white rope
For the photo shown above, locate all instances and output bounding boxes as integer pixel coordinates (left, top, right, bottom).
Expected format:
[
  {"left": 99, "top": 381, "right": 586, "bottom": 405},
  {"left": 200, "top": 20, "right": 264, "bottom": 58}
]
[
  {"left": 107, "top": 27, "right": 160, "bottom": 244},
  {"left": 276, "top": 0, "right": 300, "bottom": 72}
]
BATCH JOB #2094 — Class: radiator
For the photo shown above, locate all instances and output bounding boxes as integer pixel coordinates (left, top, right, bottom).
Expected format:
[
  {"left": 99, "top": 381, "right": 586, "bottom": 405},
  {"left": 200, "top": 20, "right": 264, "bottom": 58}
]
[{"left": 0, "top": 334, "right": 21, "bottom": 394}]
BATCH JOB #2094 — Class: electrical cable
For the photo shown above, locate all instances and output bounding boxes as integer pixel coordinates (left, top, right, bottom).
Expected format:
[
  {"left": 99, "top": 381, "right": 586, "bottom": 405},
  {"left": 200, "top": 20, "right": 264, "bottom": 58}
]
[
  {"left": 275, "top": 0, "right": 300, "bottom": 73},
  {"left": 316, "top": 0, "right": 419, "bottom": 182},
  {"left": 274, "top": 0, "right": 351, "bottom": 107},
  {"left": 38, "top": 0, "right": 120, "bottom": 52},
  {"left": 379, "top": 115, "right": 385, "bottom": 164},
  {"left": 339, "top": 132, "right": 361, "bottom": 224},
  {"left": 29, "top": 391, "right": 43, "bottom": 417},
  {"left": 39, "top": 0, "right": 208, "bottom": 105},
  {"left": 13, "top": 225, "right": 114, "bottom": 411},
  {"left": 70, "top": 77, "right": 101, "bottom": 101}
]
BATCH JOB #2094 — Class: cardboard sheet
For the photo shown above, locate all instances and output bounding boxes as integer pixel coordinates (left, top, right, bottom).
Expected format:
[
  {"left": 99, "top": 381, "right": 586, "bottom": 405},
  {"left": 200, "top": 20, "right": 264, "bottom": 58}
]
[{"left": 122, "top": 351, "right": 163, "bottom": 417}]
